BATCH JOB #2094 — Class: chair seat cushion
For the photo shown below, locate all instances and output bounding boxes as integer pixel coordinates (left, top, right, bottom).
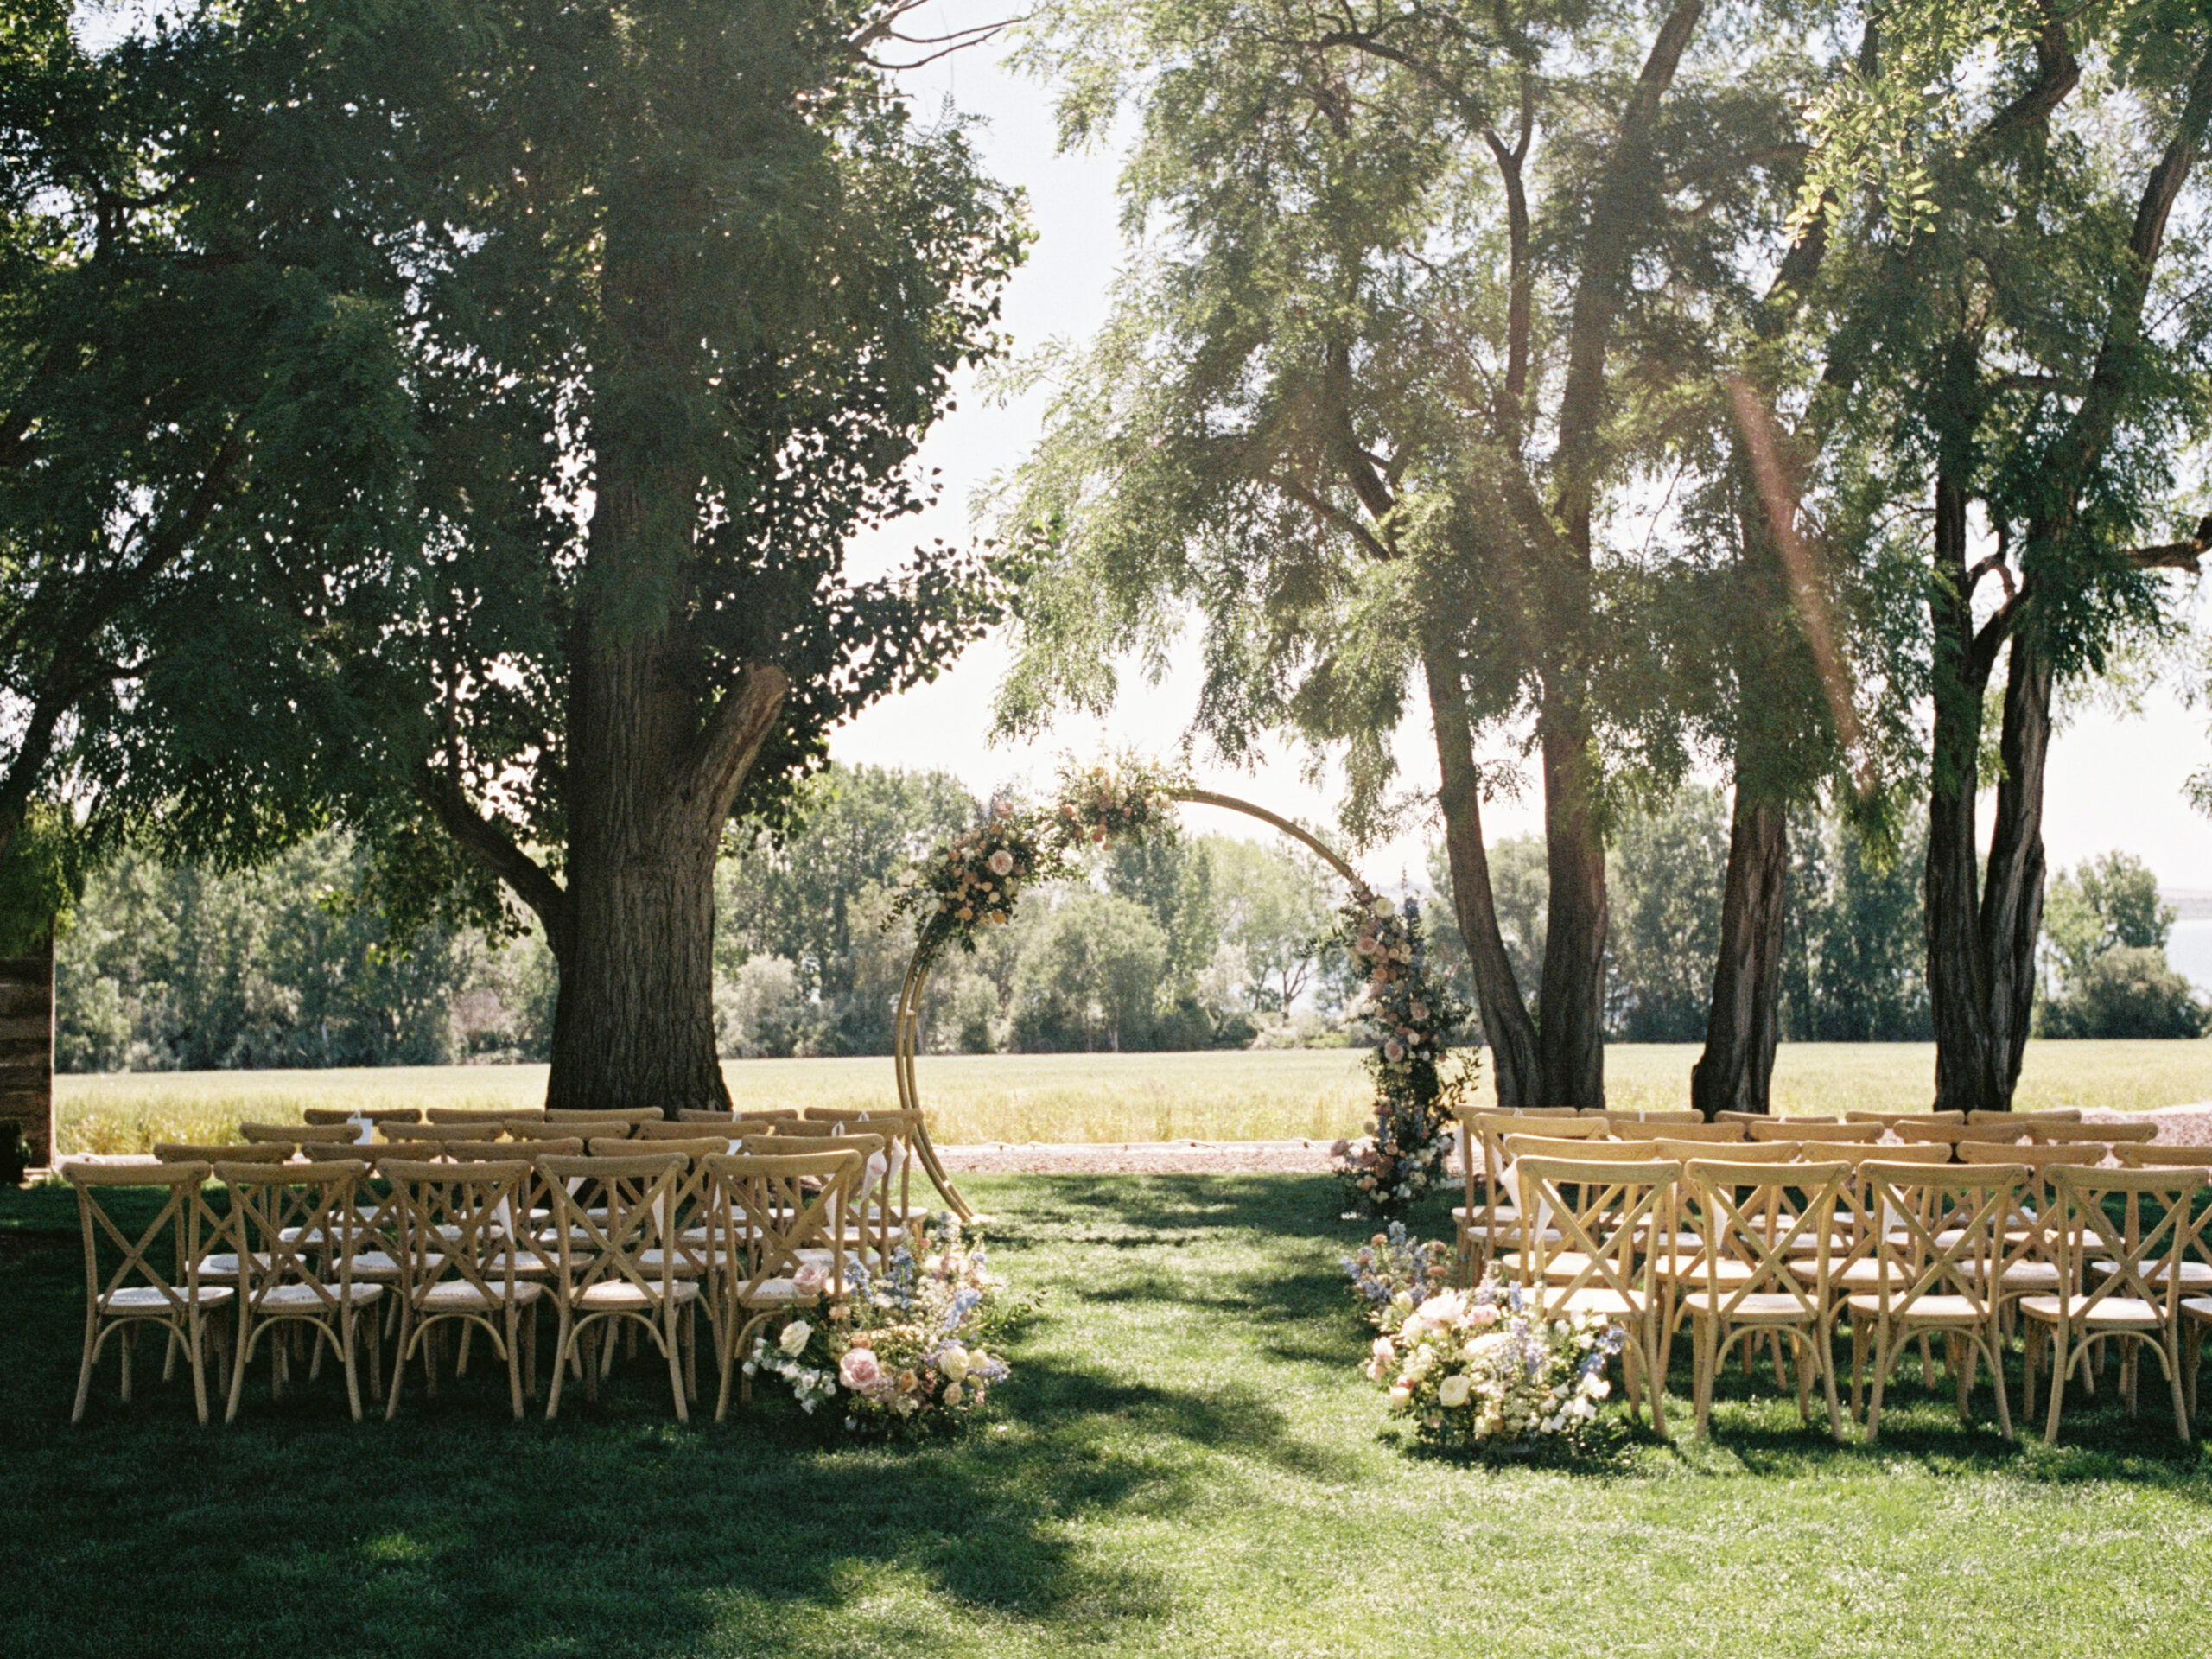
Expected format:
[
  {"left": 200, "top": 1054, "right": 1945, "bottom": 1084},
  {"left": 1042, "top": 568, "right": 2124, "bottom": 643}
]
[
  {"left": 2018, "top": 1293, "right": 2163, "bottom": 1326},
  {"left": 257, "top": 1281, "right": 384, "bottom": 1310},
  {"left": 1680, "top": 1290, "right": 1814, "bottom": 1321},
  {"left": 103, "top": 1285, "right": 235, "bottom": 1313},
  {"left": 573, "top": 1280, "right": 701, "bottom": 1309},
  {"left": 419, "top": 1280, "right": 544, "bottom": 1309},
  {"left": 1843, "top": 1292, "right": 1987, "bottom": 1323}
]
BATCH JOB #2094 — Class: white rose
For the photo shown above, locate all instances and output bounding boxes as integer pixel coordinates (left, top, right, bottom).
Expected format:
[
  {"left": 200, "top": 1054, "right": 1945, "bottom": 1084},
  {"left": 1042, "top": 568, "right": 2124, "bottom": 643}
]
[
  {"left": 1436, "top": 1374, "right": 1473, "bottom": 1408},
  {"left": 937, "top": 1343, "right": 971, "bottom": 1382},
  {"left": 779, "top": 1321, "right": 813, "bottom": 1357}
]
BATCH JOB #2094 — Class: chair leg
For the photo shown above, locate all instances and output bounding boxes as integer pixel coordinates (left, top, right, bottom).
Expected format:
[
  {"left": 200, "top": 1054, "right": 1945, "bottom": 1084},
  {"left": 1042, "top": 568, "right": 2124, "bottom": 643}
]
[
  {"left": 226, "top": 1314, "right": 252, "bottom": 1424},
  {"left": 73, "top": 1310, "right": 100, "bottom": 1425},
  {"left": 385, "top": 1306, "right": 413, "bottom": 1421},
  {"left": 341, "top": 1314, "right": 365, "bottom": 1422},
  {"left": 546, "top": 1312, "right": 572, "bottom": 1420},
  {"left": 2044, "top": 1330, "right": 2070, "bottom": 1444},
  {"left": 506, "top": 1309, "right": 526, "bottom": 1421},
  {"left": 665, "top": 1306, "right": 690, "bottom": 1424},
  {"left": 1816, "top": 1332, "right": 1845, "bottom": 1443}
]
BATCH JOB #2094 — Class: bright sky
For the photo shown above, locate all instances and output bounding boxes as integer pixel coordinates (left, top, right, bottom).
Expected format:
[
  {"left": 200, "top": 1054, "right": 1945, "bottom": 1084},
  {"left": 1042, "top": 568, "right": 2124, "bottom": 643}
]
[{"left": 829, "top": 15, "right": 2212, "bottom": 898}]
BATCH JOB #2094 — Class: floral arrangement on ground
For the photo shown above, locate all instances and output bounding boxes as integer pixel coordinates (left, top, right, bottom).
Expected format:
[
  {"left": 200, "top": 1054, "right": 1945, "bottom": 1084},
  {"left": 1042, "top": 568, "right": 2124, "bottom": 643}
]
[
  {"left": 1350, "top": 1246, "right": 1624, "bottom": 1453},
  {"left": 745, "top": 1215, "right": 1025, "bottom": 1434},
  {"left": 1332, "top": 893, "right": 1472, "bottom": 1217}
]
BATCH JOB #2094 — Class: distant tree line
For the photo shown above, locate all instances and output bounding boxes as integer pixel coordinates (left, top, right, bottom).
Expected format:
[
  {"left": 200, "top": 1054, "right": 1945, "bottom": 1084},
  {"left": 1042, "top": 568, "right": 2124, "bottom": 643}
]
[
  {"left": 54, "top": 766, "right": 1344, "bottom": 1069},
  {"left": 56, "top": 764, "right": 2201, "bottom": 1072}
]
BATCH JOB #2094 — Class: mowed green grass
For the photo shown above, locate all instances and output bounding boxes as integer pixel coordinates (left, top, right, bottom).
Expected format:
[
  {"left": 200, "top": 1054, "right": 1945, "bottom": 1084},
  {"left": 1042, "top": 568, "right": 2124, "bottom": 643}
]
[
  {"left": 3, "top": 1172, "right": 2208, "bottom": 1658},
  {"left": 54, "top": 1038, "right": 2212, "bottom": 1154}
]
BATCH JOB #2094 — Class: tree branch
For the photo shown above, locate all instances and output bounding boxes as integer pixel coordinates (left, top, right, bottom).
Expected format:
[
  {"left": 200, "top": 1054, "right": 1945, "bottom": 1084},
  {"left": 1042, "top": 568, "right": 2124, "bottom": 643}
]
[
  {"left": 690, "top": 662, "right": 791, "bottom": 827},
  {"left": 412, "top": 760, "right": 570, "bottom": 950}
]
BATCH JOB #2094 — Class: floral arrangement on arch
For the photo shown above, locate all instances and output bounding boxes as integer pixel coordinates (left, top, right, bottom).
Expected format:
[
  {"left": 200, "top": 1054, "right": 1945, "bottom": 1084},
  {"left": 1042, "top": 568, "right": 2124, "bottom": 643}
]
[
  {"left": 744, "top": 1215, "right": 1018, "bottom": 1433},
  {"left": 1363, "top": 1270, "right": 1623, "bottom": 1450},
  {"left": 1331, "top": 893, "right": 1473, "bottom": 1217},
  {"left": 888, "top": 754, "right": 1189, "bottom": 965}
]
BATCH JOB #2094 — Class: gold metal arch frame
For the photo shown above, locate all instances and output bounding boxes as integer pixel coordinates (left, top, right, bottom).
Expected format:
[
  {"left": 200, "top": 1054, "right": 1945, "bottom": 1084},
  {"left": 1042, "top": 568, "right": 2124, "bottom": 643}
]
[{"left": 894, "top": 785, "right": 1375, "bottom": 1221}]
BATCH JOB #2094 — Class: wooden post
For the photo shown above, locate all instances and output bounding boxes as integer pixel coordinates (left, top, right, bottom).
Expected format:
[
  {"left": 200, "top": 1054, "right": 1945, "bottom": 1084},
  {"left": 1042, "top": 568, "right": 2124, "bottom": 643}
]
[{"left": 0, "top": 929, "right": 54, "bottom": 1167}]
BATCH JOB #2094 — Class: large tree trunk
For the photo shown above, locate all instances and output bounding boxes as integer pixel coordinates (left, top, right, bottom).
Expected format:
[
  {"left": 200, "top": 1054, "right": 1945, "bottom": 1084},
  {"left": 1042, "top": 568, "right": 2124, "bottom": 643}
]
[
  {"left": 1537, "top": 696, "right": 1608, "bottom": 1106},
  {"left": 547, "top": 620, "right": 731, "bottom": 1114},
  {"left": 1692, "top": 785, "right": 1787, "bottom": 1118},
  {"left": 1980, "top": 633, "right": 2052, "bottom": 1109},
  {"left": 1924, "top": 467, "right": 2001, "bottom": 1116},
  {"left": 1422, "top": 646, "right": 1541, "bottom": 1108}
]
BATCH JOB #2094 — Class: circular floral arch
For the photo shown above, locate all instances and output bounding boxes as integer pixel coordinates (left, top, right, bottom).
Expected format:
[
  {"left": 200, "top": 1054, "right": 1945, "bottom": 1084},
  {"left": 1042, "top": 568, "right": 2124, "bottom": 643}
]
[{"left": 888, "top": 760, "right": 1472, "bottom": 1221}]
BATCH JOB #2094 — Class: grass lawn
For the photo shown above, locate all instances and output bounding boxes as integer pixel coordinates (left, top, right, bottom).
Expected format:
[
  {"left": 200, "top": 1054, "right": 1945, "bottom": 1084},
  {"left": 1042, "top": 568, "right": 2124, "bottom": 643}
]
[
  {"left": 3, "top": 1171, "right": 2209, "bottom": 1657},
  {"left": 54, "top": 1038, "right": 2212, "bottom": 1154}
]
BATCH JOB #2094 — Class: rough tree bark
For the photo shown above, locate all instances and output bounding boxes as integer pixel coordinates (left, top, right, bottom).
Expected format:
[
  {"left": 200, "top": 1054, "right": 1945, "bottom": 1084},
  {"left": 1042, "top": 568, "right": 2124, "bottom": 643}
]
[
  {"left": 1692, "top": 785, "right": 1788, "bottom": 1117},
  {"left": 1424, "top": 645, "right": 1541, "bottom": 1109},
  {"left": 1923, "top": 35, "right": 2212, "bottom": 1112}
]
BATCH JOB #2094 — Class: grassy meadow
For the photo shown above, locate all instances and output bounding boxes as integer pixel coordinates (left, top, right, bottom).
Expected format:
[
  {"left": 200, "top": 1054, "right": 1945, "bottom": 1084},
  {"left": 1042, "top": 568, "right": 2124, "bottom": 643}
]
[
  {"left": 50, "top": 1038, "right": 2212, "bottom": 1154},
  {"left": 3, "top": 1171, "right": 2208, "bottom": 1658}
]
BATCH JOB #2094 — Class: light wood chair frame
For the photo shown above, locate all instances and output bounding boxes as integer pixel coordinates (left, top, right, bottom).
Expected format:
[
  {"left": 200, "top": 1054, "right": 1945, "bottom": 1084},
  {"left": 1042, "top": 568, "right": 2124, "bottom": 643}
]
[
  {"left": 65, "top": 1160, "right": 234, "bottom": 1425},
  {"left": 214, "top": 1159, "right": 384, "bottom": 1421},
  {"left": 1842, "top": 1161, "right": 2021, "bottom": 1443},
  {"left": 539, "top": 1153, "right": 700, "bottom": 1421},
  {"left": 380, "top": 1158, "right": 543, "bottom": 1420},
  {"left": 1679, "top": 1157, "right": 1852, "bottom": 1441},
  {"left": 1511, "top": 1154, "right": 1677, "bottom": 1433}
]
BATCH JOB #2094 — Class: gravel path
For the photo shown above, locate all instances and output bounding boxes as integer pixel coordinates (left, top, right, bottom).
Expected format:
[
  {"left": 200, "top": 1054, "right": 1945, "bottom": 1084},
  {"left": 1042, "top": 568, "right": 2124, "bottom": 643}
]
[{"left": 938, "top": 1102, "right": 2212, "bottom": 1174}]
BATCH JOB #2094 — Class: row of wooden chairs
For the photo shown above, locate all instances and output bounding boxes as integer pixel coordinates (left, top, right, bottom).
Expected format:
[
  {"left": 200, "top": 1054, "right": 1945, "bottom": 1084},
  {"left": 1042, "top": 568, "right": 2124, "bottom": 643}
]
[
  {"left": 1492, "top": 1144, "right": 2212, "bottom": 1445},
  {"left": 64, "top": 1122, "right": 907, "bottom": 1424}
]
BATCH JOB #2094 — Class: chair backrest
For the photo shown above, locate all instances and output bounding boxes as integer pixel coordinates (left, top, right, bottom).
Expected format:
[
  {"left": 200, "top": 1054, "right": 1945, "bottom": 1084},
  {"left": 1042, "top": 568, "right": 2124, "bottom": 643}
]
[
  {"left": 382, "top": 1121, "right": 505, "bottom": 1146},
  {"left": 2114, "top": 1144, "right": 2212, "bottom": 1168},
  {"left": 213, "top": 1159, "right": 370, "bottom": 1312},
  {"left": 633, "top": 1120, "right": 737, "bottom": 1143},
  {"left": 2046, "top": 1163, "right": 2209, "bottom": 1321},
  {"left": 1846, "top": 1110, "right": 1966, "bottom": 1126},
  {"left": 448, "top": 1135, "right": 582, "bottom": 1161},
  {"left": 1600, "top": 1109, "right": 1705, "bottom": 1127},
  {"left": 1967, "top": 1108, "right": 2082, "bottom": 1124},
  {"left": 1661, "top": 1138, "right": 1801, "bottom": 1163},
  {"left": 427, "top": 1106, "right": 538, "bottom": 1125},
  {"left": 1844, "top": 1141, "right": 1951, "bottom": 1167},
  {"left": 153, "top": 1141, "right": 288, "bottom": 1165},
  {"left": 238, "top": 1122, "right": 359, "bottom": 1147},
  {"left": 301, "top": 1106, "right": 421, "bottom": 1127},
  {"left": 1851, "top": 1161, "right": 2023, "bottom": 1315},
  {"left": 1682, "top": 1157, "right": 1853, "bottom": 1319},
  {"left": 378, "top": 1157, "right": 530, "bottom": 1302},
  {"left": 1512, "top": 1156, "right": 1675, "bottom": 1310},
  {"left": 588, "top": 1134, "right": 728, "bottom": 1159},
  {"left": 65, "top": 1160, "right": 215, "bottom": 1317},
  {"left": 1503, "top": 1134, "right": 1658, "bottom": 1161},
  {"left": 1750, "top": 1119, "right": 1878, "bottom": 1143},
  {"left": 1642, "top": 1122, "right": 1746, "bottom": 1143},
  {"left": 760, "top": 1118, "right": 842, "bottom": 1140},
  {"left": 703, "top": 1147, "right": 869, "bottom": 1300},
  {"left": 2040, "top": 1120, "right": 2157, "bottom": 1145},
  {"left": 543, "top": 1108, "right": 663, "bottom": 1129},
  {"left": 537, "top": 1154, "right": 688, "bottom": 1298},
  {"left": 682, "top": 1107, "right": 798, "bottom": 1124}
]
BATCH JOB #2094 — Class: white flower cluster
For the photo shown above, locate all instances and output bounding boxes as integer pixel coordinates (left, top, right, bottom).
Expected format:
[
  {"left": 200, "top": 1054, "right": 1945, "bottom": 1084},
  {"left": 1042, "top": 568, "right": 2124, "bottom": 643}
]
[{"left": 1365, "top": 1274, "right": 1622, "bottom": 1447}]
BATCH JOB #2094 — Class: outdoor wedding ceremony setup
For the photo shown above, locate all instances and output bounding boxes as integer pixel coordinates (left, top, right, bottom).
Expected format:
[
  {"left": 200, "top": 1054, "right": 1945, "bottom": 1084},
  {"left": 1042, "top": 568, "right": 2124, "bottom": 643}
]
[{"left": 13, "top": 0, "right": 2212, "bottom": 1652}]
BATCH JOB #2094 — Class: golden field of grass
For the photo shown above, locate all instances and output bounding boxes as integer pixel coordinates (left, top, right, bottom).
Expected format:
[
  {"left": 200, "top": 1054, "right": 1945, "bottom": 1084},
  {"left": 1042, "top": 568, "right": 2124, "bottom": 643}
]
[{"left": 49, "top": 1038, "right": 2212, "bottom": 1154}]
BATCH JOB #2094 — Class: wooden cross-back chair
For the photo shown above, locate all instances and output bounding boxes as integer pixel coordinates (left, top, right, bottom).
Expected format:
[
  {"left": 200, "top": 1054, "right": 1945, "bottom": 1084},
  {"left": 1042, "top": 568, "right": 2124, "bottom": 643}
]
[
  {"left": 1840, "top": 1161, "right": 2022, "bottom": 1442},
  {"left": 537, "top": 1153, "right": 699, "bottom": 1421},
  {"left": 543, "top": 1108, "right": 661, "bottom": 1131},
  {"left": 1967, "top": 1109, "right": 2082, "bottom": 1125},
  {"left": 1640, "top": 1122, "right": 1746, "bottom": 1144},
  {"left": 1453, "top": 1111, "right": 1602, "bottom": 1281},
  {"left": 703, "top": 1146, "right": 871, "bottom": 1421},
  {"left": 2023, "top": 1164, "right": 2207, "bottom": 1442},
  {"left": 213, "top": 1159, "right": 384, "bottom": 1421},
  {"left": 379, "top": 1158, "right": 543, "bottom": 1420},
  {"left": 1510, "top": 1154, "right": 1678, "bottom": 1433},
  {"left": 803, "top": 1108, "right": 925, "bottom": 1227},
  {"left": 1678, "top": 1156, "right": 1853, "bottom": 1441},
  {"left": 382, "top": 1122, "right": 508, "bottom": 1147},
  {"left": 153, "top": 1141, "right": 289, "bottom": 1166},
  {"left": 63, "top": 1160, "right": 233, "bottom": 1425}
]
